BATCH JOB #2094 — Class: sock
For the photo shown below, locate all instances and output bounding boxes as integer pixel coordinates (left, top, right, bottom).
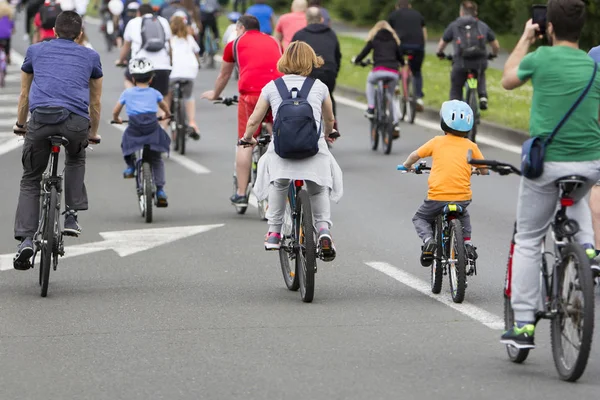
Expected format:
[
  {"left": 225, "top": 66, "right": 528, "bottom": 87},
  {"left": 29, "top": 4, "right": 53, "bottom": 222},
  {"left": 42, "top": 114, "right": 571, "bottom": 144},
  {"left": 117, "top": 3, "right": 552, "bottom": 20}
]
[
  {"left": 515, "top": 320, "right": 534, "bottom": 328},
  {"left": 583, "top": 243, "right": 596, "bottom": 259},
  {"left": 156, "top": 186, "right": 164, "bottom": 192}
]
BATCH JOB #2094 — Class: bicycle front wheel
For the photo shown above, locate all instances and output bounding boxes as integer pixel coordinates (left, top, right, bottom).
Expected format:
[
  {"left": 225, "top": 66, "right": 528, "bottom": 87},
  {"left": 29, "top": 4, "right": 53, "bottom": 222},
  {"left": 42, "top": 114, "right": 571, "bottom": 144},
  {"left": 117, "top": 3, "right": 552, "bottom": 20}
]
[
  {"left": 448, "top": 219, "right": 467, "bottom": 303},
  {"left": 296, "top": 189, "right": 316, "bottom": 303},
  {"left": 143, "top": 162, "right": 153, "bottom": 223},
  {"left": 279, "top": 190, "right": 299, "bottom": 291},
  {"left": 550, "top": 243, "right": 595, "bottom": 382},
  {"left": 40, "top": 186, "right": 58, "bottom": 297}
]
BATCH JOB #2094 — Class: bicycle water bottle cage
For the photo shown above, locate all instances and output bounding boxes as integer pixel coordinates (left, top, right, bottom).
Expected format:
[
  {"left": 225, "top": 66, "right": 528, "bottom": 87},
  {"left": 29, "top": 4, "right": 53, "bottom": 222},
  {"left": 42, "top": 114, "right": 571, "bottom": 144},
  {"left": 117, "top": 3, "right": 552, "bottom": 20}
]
[{"left": 443, "top": 204, "right": 464, "bottom": 215}]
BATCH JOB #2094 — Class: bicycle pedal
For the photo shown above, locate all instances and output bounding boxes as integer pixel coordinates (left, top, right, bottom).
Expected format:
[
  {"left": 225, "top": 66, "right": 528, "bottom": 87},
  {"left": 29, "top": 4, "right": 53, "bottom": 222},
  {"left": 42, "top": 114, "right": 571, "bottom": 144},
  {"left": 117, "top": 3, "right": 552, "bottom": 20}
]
[{"left": 13, "top": 261, "right": 32, "bottom": 271}]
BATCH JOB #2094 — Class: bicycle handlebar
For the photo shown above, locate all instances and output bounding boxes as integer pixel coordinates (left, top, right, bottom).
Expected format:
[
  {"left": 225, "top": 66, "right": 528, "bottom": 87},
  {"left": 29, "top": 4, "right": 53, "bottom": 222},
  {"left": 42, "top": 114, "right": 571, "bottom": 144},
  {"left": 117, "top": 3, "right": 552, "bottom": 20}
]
[
  {"left": 398, "top": 159, "right": 483, "bottom": 175},
  {"left": 110, "top": 116, "right": 173, "bottom": 124},
  {"left": 466, "top": 149, "right": 521, "bottom": 176},
  {"left": 352, "top": 58, "right": 373, "bottom": 67},
  {"left": 437, "top": 53, "right": 497, "bottom": 61},
  {"left": 214, "top": 96, "right": 239, "bottom": 106},
  {"left": 238, "top": 135, "right": 272, "bottom": 147}
]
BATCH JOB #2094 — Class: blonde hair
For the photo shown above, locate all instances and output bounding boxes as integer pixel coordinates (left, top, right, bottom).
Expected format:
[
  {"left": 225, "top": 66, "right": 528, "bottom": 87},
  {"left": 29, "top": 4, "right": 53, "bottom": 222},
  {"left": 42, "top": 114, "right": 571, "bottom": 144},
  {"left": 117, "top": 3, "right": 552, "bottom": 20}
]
[
  {"left": 367, "top": 20, "right": 400, "bottom": 45},
  {"left": 277, "top": 41, "right": 324, "bottom": 76},
  {"left": 170, "top": 16, "right": 187, "bottom": 38},
  {"left": 0, "top": 2, "right": 14, "bottom": 19}
]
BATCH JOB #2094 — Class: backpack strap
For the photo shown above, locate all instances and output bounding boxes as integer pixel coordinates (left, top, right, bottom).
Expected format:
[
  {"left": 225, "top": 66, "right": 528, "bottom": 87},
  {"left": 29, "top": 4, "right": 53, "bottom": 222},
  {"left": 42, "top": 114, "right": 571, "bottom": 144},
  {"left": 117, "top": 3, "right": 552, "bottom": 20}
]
[
  {"left": 274, "top": 78, "right": 292, "bottom": 100},
  {"left": 232, "top": 35, "right": 241, "bottom": 69},
  {"left": 546, "top": 62, "right": 598, "bottom": 145},
  {"left": 299, "top": 77, "right": 316, "bottom": 99}
]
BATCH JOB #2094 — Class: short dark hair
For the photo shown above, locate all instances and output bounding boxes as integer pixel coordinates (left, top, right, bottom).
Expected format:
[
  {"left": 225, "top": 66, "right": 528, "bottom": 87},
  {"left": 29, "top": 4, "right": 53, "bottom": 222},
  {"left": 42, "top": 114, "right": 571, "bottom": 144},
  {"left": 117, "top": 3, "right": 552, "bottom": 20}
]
[
  {"left": 237, "top": 15, "right": 260, "bottom": 31},
  {"left": 547, "top": 0, "right": 586, "bottom": 42},
  {"left": 138, "top": 4, "right": 154, "bottom": 16},
  {"left": 460, "top": 1, "right": 478, "bottom": 17},
  {"left": 308, "top": 0, "right": 322, "bottom": 5},
  {"left": 54, "top": 11, "right": 82, "bottom": 40},
  {"left": 396, "top": 0, "right": 410, "bottom": 8}
]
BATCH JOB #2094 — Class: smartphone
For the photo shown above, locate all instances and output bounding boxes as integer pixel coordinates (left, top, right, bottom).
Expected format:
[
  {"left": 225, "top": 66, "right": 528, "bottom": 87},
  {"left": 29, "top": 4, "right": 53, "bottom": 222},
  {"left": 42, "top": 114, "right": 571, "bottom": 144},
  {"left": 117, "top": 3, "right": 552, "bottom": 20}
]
[{"left": 531, "top": 4, "right": 547, "bottom": 34}]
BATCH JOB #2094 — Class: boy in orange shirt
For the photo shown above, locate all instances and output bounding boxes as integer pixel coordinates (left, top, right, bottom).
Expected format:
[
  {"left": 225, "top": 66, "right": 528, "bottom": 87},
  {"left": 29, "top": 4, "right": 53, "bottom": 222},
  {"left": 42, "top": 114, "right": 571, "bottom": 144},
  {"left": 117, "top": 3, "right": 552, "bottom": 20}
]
[{"left": 400, "top": 100, "right": 486, "bottom": 266}]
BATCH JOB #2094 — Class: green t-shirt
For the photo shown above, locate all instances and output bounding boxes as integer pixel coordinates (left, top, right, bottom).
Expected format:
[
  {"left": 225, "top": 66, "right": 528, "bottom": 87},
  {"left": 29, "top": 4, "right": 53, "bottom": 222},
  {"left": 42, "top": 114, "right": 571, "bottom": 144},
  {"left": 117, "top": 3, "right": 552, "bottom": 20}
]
[{"left": 517, "top": 46, "right": 600, "bottom": 162}]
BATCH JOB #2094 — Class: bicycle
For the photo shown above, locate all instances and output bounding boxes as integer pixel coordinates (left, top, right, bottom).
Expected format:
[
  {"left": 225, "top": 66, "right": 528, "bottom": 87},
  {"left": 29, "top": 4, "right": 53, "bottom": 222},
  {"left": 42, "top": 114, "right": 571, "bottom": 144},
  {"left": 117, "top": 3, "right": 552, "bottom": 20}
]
[
  {"left": 354, "top": 59, "right": 395, "bottom": 155},
  {"left": 467, "top": 151, "right": 595, "bottom": 382},
  {"left": 397, "top": 161, "right": 481, "bottom": 303},
  {"left": 395, "top": 50, "right": 418, "bottom": 125},
  {"left": 203, "top": 27, "right": 218, "bottom": 69},
  {"left": 170, "top": 80, "right": 197, "bottom": 155},
  {"left": 19, "top": 135, "right": 101, "bottom": 297},
  {"left": 111, "top": 117, "right": 170, "bottom": 223},
  {"left": 101, "top": 9, "right": 118, "bottom": 52},
  {"left": 0, "top": 40, "right": 7, "bottom": 88},
  {"left": 215, "top": 96, "right": 271, "bottom": 218},
  {"left": 439, "top": 53, "right": 496, "bottom": 143}
]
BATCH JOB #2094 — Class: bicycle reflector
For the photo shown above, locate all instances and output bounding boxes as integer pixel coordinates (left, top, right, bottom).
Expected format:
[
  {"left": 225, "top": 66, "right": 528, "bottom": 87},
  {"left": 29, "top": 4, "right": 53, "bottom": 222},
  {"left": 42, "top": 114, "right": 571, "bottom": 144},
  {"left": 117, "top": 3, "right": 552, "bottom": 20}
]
[{"left": 560, "top": 197, "right": 574, "bottom": 207}]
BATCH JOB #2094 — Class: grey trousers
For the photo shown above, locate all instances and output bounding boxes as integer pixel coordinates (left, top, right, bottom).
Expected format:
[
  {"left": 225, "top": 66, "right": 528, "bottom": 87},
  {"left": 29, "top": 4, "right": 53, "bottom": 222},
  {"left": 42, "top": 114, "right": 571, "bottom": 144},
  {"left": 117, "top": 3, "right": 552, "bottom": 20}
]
[
  {"left": 366, "top": 70, "right": 400, "bottom": 123},
  {"left": 267, "top": 179, "right": 331, "bottom": 233},
  {"left": 14, "top": 113, "right": 89, "bottom": 240},
  {"left": 412, "top": 200, "right": 472, "bottom": 241},
  {"left": 512, "top": 160, "right": 600, "bottom": 322},
  {"left": 124, "top": 151, "right": 166, "bottom": 188}
]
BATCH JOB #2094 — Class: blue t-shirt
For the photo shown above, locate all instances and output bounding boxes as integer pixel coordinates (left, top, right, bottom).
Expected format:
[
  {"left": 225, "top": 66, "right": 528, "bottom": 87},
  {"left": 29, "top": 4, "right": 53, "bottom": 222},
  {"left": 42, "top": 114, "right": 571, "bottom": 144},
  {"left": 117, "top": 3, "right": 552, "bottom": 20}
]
[
  {"left": 246, "top": 4, "right": 274, "bottom": 34},
  {"left": 589, "top": 46, "right": 600, "bottom": 63},
  {"left": 119, "top": 87, "right": 163, "bottom": 116},
  {"left": 21, "top": 39, "right": 103, "bottom": 119}
]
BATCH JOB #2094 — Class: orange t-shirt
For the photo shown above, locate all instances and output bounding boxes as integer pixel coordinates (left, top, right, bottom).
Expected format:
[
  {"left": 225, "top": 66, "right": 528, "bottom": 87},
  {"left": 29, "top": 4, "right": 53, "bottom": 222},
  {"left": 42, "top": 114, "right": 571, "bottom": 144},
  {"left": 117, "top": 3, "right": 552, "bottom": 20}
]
[
  {"left": 275, "top": 12, "right": 307, "bottom": 50},
  {"left": 416, "top": 134, "right": 484, "bottom": 201}
]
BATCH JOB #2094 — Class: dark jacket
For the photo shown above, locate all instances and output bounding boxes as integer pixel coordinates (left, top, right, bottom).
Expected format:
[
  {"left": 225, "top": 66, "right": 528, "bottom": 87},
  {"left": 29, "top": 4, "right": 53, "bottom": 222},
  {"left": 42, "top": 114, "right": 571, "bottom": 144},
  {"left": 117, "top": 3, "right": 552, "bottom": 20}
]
[
  {"left": 355, "top": 29, "right": 404, "bottom": 70},
  {"left": 292, "top": 23, "right": 341, "bottom": 77},
  {"left": 121, "top": 113, "right": 171, "bottom": 156}
]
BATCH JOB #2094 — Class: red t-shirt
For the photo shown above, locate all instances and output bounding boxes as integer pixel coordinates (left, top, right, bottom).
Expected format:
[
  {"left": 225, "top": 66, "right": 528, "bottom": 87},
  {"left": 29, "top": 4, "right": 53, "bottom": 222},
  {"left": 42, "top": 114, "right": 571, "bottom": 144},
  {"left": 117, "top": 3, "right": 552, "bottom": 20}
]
[
  {"left": 222, "top": 30, "right": 283, "bottom": 95},
  {"left": 34, "top": 13, "right": 55, "bottom": 41}
]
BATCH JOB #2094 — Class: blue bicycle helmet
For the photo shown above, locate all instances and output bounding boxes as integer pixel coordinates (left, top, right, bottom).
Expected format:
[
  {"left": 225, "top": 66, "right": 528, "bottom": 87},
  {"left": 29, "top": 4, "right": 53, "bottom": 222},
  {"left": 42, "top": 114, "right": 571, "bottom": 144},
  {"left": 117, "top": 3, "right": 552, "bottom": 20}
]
[
  {"left": 227, "top": 11, "right": 242, "bottom": 23},
  {"left": 440, "top": 100, "right": 474, "bottom": 136}
]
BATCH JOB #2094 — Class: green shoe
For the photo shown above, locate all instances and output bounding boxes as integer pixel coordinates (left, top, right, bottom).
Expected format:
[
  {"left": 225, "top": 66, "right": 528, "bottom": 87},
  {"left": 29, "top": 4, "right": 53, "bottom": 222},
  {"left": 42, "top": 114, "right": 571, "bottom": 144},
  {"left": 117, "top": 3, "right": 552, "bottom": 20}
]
[{"left": 500, "top": 323, "right": 535, "bottom": 349}]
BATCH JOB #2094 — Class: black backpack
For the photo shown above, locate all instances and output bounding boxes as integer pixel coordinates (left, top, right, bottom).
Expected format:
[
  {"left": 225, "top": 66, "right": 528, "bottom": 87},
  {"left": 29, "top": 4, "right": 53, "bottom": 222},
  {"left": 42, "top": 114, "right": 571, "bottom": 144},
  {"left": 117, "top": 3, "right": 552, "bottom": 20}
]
[
  {"left": 140, "top": 15, "right": 166, "bottom": 52},
  {"left": 454, "top": 19, "right": 486, "bottom": 60},
  {"left": 273, "top": 78, "right": 321, "bottom": 160},
  {"left": 39, "top": 1, "right": 62, "bottom": 30}
]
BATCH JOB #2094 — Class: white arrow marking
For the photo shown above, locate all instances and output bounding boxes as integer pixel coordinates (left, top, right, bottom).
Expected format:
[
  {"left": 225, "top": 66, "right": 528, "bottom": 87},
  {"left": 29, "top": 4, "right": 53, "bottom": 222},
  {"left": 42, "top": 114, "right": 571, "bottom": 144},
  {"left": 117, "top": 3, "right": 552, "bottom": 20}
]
[{"left": 0, "top": 224, "right": 224, "bottom": 271}]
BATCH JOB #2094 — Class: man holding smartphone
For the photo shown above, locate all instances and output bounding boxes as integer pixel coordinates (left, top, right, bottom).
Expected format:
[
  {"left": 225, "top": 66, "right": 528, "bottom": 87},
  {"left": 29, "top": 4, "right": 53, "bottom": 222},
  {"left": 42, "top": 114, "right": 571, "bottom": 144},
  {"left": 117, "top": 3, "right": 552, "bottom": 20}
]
[{"left": 500, "top": 0, "right": 600, "bottom": 350}]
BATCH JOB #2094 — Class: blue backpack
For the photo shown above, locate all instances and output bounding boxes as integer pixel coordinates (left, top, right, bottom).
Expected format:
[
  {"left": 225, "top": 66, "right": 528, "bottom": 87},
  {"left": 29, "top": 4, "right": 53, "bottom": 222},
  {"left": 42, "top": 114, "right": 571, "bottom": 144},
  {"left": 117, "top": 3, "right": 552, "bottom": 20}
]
[{"left": 273, "top": 77, "right": 321, "bottom": 159}]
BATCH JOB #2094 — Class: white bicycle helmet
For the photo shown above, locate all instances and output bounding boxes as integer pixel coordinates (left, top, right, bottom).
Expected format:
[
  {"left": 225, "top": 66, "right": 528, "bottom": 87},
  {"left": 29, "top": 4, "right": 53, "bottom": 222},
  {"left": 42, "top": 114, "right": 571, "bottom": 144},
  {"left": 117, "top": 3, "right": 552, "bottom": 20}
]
[{"left": 129, "top": 58, "right": 154, "bottom": 81}]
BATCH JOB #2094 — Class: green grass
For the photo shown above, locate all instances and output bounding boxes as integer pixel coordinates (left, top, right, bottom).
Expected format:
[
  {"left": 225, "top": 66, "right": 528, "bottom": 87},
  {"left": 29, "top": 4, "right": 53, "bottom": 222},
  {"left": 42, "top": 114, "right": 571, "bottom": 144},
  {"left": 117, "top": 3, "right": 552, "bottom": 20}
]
[{"left": 337, "top": 36, "right": 530, "bottom": 132}]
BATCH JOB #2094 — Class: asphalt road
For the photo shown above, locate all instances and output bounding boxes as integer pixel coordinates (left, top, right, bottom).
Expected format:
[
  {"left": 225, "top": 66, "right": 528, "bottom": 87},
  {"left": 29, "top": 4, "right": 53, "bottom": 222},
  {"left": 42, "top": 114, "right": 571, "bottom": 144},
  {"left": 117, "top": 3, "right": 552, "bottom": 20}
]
[{"left": 0, "top": 19, "right": 598, "bottom": 400}]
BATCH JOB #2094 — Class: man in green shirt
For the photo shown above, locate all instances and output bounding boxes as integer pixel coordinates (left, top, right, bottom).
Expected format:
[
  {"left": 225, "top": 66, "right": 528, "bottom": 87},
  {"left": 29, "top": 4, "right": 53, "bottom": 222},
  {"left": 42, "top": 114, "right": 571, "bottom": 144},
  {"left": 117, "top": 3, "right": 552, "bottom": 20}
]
[{"left": 499, "top": 0, "right": 600, "bottom": 350}]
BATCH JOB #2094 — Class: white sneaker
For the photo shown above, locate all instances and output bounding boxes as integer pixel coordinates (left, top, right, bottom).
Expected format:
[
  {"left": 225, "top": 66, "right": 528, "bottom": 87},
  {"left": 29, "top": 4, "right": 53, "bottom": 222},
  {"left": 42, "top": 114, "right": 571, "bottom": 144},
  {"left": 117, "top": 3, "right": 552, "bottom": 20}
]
[{"left": 416, "top": 98, "right": 424, "bottom": 107}]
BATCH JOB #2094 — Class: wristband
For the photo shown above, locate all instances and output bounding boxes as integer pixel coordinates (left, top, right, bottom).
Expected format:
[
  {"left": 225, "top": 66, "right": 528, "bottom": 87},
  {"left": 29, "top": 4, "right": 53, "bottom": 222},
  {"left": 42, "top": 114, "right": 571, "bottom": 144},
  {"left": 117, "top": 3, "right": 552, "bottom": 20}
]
[{"left": 15, "top": 122, "right": 24, "bottom": 129}]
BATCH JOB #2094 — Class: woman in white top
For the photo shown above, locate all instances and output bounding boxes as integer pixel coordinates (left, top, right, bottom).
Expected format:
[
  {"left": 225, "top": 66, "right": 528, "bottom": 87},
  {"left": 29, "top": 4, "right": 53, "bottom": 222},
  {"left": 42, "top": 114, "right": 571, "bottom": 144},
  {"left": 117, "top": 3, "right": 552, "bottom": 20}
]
[
  {"left": 240, "top": 41, "right": 342, "bottom": 262},
  {"left": 169, "top": 14, "right": 201, "bottom": 137}
]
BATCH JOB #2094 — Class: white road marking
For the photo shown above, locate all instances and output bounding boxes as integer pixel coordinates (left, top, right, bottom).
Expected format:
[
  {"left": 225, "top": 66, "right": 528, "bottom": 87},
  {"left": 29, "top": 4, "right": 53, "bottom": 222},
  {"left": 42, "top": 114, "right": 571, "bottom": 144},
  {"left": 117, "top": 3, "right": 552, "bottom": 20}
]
[
  {"left": 0, "top": 94, "right": 20, "bottom": 102},
  {"left": 0, "top": 106, "right": 17, "bottom": 114},
  {"left": 0, "top": 136, "right": 22, "bottom": 156},
  {"left": 110, "top": 122, "right": 211, "bottom": 174},
  {"left": 335, "top": 96, "right": 522, "bottom": 155},
  {"left": 1, "top": 224, "right": 224, "bottom": 271},
  {"left": 365, "top": 261, "right": 504, "bottom": 330}
]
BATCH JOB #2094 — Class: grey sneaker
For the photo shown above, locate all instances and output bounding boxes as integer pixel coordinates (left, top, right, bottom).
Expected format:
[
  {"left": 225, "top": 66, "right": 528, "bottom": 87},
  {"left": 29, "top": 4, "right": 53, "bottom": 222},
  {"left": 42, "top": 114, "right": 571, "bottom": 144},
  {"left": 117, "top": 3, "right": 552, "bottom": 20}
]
[
  {"left": 318, "top": 228, "right": 336, "bottom": 262},
  {"left": 63, "top": 211, "right": 81, "bottom": 237},
  {"left": 13, "top": 237, "right": 34, "bottom": 270},
  {"left": 264, "top": 232, "right": 281, "bottom": 251}
]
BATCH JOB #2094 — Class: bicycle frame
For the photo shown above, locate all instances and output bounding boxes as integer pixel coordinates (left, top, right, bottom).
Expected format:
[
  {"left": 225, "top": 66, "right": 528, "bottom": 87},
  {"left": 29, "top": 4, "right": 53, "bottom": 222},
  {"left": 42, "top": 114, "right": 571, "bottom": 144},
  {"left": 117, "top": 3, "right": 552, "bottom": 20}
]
[{"left": 436, "top": 208, "right": 476, "bottom": 276}]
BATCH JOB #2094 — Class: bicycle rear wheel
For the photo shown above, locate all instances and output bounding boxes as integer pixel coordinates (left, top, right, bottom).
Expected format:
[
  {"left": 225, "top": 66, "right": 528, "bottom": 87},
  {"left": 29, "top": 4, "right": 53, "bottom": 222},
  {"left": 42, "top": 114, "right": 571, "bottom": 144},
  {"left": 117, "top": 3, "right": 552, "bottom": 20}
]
[
  {"left": 448, "top": 219, "right": 467, "bottom": 303},
  {"left": 431, "top": 217, "right": 444, "bottom": 294},
  {"left": 370, "top": 94, "right": 379, "bottom": 151},
  {"left": 297, "top": 189, "right": 316, "bottom": 303},
  {"left": 466, "top": 89, "right": 478, "bottom": 143},
  {"left": 383, "top": 95, "right": 393, "bottom": 155},
  {"left": 143, "top": 162, "right": 153, "bottom": 223},
  {"left": 40, "top": 186, "right": 58, "bottom": 297},
  {"left": 280, "top": 190, "right": 299, "bottom": 291},
  {"left": 407, "top": 74, "right": 417, "bottom": 124},
  {"left": 550, "top": 243, "right": 595, "bottom": 382},
  {"left": 177, "top": 103, "right": 186, "bottom": 156}
]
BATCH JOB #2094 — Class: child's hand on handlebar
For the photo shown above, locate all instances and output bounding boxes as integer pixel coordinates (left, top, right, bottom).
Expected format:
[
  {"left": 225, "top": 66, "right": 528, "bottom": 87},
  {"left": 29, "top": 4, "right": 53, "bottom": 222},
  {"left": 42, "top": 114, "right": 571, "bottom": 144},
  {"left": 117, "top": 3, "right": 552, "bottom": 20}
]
[
  {"left": 238, "top": 136, "right": 257, "bottom": 147},
  {"left": 112, "top": 116, "right": 123, "bottom": 124}
]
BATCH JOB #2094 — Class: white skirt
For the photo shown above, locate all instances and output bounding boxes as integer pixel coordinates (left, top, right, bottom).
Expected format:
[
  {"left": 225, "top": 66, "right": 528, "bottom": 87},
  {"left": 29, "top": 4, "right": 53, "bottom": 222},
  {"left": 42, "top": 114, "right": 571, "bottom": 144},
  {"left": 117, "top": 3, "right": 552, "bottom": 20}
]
[{"left": 253, "top": 137, "right": 344, "bottom": 202}]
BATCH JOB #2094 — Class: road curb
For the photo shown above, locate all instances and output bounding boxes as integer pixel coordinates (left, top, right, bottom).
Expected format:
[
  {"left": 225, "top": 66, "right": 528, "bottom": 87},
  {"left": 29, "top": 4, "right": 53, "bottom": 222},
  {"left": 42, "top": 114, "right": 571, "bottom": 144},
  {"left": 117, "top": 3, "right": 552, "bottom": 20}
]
[{"left": 335, "top": 85, "right": 529, "bottom": 145}]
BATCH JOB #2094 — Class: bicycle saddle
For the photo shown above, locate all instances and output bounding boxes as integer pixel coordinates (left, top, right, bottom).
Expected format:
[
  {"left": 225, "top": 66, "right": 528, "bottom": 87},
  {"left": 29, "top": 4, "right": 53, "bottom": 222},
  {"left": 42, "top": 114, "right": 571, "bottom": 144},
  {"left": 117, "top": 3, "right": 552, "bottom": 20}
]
[
  {"left": 48, "top": 135, "right": 69, "bottom": 147},
  {"left": 555, "top": 175, "right": 588, "bottom": 197},
  {"left": 443, "top": 204, "right": 464, "bottom": 215}
]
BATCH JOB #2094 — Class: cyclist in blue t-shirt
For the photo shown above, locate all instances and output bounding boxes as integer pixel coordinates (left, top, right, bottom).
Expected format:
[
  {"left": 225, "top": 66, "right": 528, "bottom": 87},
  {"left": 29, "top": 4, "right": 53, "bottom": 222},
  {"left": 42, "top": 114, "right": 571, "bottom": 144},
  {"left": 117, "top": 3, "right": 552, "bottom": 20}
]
[
  {"left": 112, "top": 58, "right": 172, "bottom": 207},
  {"left": 246, "top": 0, "right": 275, "bottom": 35}
]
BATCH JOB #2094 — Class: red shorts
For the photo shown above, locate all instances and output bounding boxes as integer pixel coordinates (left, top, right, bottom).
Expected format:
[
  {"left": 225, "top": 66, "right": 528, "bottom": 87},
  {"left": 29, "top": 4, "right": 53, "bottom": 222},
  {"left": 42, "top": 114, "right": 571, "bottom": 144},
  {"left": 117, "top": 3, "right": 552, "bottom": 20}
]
[{"left": 238, "top": 94, "right": 273, "bottom": 139}]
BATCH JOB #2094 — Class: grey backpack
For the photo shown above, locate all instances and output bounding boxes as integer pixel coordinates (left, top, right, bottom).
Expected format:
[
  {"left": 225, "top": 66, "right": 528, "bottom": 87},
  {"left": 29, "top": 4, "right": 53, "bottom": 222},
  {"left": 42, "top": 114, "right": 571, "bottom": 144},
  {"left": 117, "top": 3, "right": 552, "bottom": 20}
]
[{"left": 140, "top": 15, "right": 166, "bottom": 53}]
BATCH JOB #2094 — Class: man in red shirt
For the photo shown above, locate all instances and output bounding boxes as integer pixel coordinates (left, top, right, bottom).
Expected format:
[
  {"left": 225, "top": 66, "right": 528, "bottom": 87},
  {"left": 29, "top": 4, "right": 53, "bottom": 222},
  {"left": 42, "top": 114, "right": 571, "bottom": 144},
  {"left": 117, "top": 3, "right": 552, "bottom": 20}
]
[
  {"left": 202, "top": 14, "right": 281, "bottom": 207},
  {"left": 274, "top": 0, "right": 307, "bottom": 50}
]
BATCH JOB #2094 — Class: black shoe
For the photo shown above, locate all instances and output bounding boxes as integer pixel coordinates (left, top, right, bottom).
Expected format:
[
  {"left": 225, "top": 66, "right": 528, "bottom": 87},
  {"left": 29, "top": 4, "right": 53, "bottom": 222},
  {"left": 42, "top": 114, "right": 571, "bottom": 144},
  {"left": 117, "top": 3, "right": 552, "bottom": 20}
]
[
  {"left": 230, "top": 194, "right": 248, "bottom": 207},
  {"left": 479, "top": 97, "right": 488, "bottom": 110},
  {"left": 187, "top": 127, "right": 200, "bottom": 141},
  {"left": 13, "top": 237, "right": 34, "bottom": 270},
  {"left": 420, "top": 238, "right": 436, "bottom": 267},
  {"left": 465, "top": 243, "right": 478, "bottom": 260},
  {"left": 500, "top": 323, "right": 535, "bottom": 349},
  {"left": 393, "top": 124, "right": 400, "bottom": 139},
  {"left": 365, "top": 108, "right": 374, "bottom": 119},
  {"left": 63, "top": 211, "right": 81, "bottom": 237}
]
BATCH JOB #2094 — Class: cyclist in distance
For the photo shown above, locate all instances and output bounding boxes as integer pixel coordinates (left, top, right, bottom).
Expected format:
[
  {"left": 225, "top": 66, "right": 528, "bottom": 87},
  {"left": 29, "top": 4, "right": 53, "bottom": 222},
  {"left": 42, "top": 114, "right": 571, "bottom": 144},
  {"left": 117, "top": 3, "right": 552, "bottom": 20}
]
[
  {"left": 352, "top": 20, "right": 404, "bottom": 137},
  {"left": 436, "top": 1, "right": 499, "bottom": 110},
  {"left": 499, "top": 0, "right": 600, "bottom": 349},
  {"left": 400, "top": 100, "right": 485, "bottom": 265},
  {"left": 240, "top": 41, "right": 342, "bottom": 259},
  {"left": 12, "top": 11, "right": 103, "bottom": 269},
  {"left": 198, "top": 0, "right": 220, "bottom": 59},
  {"left": 387, "top": 0, "right": 426, "bottom": 109},
  {"left": 201, "top": 15, "right": 282, "bottom": 208}
]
